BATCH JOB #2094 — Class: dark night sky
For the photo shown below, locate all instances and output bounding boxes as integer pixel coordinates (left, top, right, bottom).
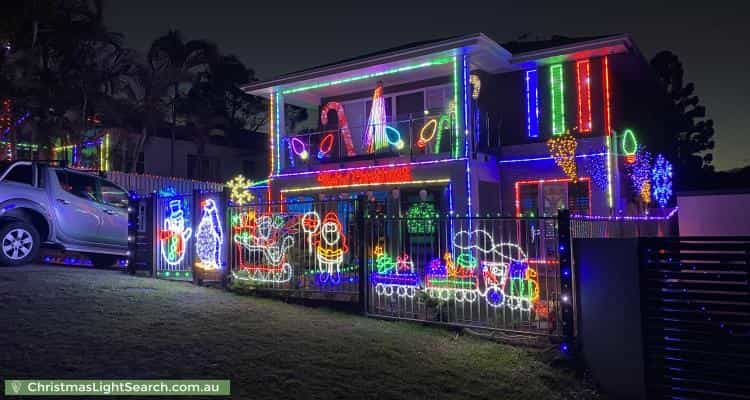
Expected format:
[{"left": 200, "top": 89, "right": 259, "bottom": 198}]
[{"left": 104, "top": 1, "right": 748, "bottom": 171}]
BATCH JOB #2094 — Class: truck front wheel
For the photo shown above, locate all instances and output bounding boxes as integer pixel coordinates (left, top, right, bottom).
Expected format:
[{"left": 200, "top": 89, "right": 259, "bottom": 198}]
[{"left": 0, "top": 221, "right": 40, "bottom": 267}]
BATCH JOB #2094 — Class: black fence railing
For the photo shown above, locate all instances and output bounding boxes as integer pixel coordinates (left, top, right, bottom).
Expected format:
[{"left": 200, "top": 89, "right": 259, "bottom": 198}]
[
  {"left": 363, "top": 214, "right": 564, "bottom": 336},
  {"left": 639, "top": 236, "right": 750, "bottom": 399}
]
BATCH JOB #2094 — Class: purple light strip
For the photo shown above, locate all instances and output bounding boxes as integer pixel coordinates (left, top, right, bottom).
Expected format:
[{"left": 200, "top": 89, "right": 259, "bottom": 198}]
[
  {"left": 271, "top": 157, "right": 468, "bottom": 178},
  {"left": 499, "top": 152, "right": 607, "bottom": 164},
  {"left": 571, "top": 207, "right": 679, "bottom": 221}
]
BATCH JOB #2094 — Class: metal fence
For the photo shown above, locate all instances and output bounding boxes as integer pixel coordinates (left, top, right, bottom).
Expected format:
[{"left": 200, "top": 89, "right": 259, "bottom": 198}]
[
  {"left": 107, "top": 171, "right": 224, "bottom": 196},
  {"left": 227, "top": 199, "right": 362, "bottom": 302},
  {"left": 364, "top": 214, "right": 562, "bottom": 336},
  {"left": 571, "top": 208, "right": 678, "bottom": 238}
]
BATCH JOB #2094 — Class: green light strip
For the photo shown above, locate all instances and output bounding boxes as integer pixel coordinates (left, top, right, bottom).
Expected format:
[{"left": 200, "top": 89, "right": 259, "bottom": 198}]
[
  {"left": 550, "top": 64, "right": 565, "bottom": 135},
  {"left": 280, "top": 57, "right": 454, "bottom": 95}
]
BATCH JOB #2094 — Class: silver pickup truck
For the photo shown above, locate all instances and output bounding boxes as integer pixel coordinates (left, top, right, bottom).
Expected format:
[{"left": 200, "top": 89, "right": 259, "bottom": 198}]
[{"left": 0, "top": 161, "right": 129, "bottom": 266}]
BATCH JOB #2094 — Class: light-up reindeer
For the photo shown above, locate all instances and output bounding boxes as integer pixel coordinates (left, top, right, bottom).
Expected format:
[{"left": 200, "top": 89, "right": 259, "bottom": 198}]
[{"left": 159, "top": 199, "right": 192, "bottom": 266}]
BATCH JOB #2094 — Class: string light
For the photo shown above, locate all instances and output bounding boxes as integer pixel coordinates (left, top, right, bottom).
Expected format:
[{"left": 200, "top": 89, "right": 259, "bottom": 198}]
[
  {"left": 290, "top": 137, "right": 308, "bottom": 160},
  {"left": 605, "top": 135, "right": 614, "bottom": 210},
  {"left": 603, "top": 57, "right": 612, "bottom": 136},
  {"left": 622, "top": 129, "right": 638, "bottom": 163},
  {"left": 227, "top": 175, "right": 255, "bottom": 206},
  {"left": 526, "top": 69, "right": 539, "bottom": 138},
  {"left": 273, "top": 157, "right": 466, "bottom": 179},
  {"left": 434, "top": 114, "right": 451, "bottom": 153},
  {"left": 498, "top": 152, "right": 606, "bottom": 164},
  {"left": 571, "top": 206, "right": 678, "bottom": 220},
  {"left": 281, "top": 178, "right": 451, "bottom": 194},
  {"left": 417, "top": 119, "right": 437, "bottom": 148},
  {"left": 550, "top": 64, "right": 565, "bottom": 135},
  {"left": 406, "top": 202, "right": 438, "bottom": 234},
  {"left": 469, "top": 74, "right": 481, "bottom": 99},
  {"left": 452, "top": 55, "right": 461, "bottom": 158},
  {"left": 232, "top": 211, "right": 295, "bottom": 283},
  {"left": 159, "top": 199, "right": 192, "bottom": 266},
  {"left": 547, "top": 132, "right": 578, "bottom": 180},
  {"left": 320, "top": 102, "right": 355, "bottom": 156},
  {"left": 281, "top": 56, "right": 453, "bottom": 94},
  {"left": 576, "top": 60, "right": 592, "bottom": 133},
  {"left": 651, "top": 154, "right": 673, "bottom": 208},
  {"left": 195, "top": 199, "right": 223, "bottom": 270},
  {"left": 385, "top": 126, "right": 404, "bottom": 149},
  {"left": 317, "top": 133, "right": 335, "bottom": 159},
  {"left": 371, "top": 247, "right": 419, "bottom": 298},
  {"left": 364, "top": 82, "right": 387, "bottom": 153},
  {"left": 311, "top": 211, "right": 349, "bottom": 282},
  {"left": 317, "top": 165, "right": 412, "bottom": 187}
]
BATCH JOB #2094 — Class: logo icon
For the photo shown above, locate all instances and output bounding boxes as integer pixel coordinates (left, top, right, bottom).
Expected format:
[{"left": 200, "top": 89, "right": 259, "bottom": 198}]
[{"left": 10, "top": 380, "right": 22, "bottom": 394}]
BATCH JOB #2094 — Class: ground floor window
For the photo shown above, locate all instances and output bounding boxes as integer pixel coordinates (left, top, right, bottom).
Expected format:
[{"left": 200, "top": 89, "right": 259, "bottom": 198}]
[{"left": 517, "top": 179, "right": 591, "bottom": 217}]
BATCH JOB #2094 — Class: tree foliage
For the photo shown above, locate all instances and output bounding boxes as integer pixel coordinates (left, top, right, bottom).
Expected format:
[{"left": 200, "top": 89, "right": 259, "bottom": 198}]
[
  {"left": 0, "top": 1, "right": 265, "bottom": 172},
  {"left": 650, "top": 51, "right": 715, "bottom": 182}
]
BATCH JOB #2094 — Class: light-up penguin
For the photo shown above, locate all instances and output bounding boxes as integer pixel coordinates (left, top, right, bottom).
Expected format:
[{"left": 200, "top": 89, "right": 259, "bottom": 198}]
[{"left": 195, "top": 199, "right": 223, "bottom": 270}]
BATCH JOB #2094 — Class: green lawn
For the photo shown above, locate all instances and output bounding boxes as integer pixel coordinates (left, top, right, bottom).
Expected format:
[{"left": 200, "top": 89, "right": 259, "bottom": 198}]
[{"left": 0, "top": 265, "right": 593, "bottom": 399}]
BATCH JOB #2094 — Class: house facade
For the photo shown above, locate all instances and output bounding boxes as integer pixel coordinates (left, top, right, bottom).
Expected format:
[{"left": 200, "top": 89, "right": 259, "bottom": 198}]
[{"left": 243, "top": 33, "right": 657, "bottom": 217}]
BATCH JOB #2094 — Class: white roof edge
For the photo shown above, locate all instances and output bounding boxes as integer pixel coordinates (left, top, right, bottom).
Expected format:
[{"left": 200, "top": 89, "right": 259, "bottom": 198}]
[
  {"left": 241, "top": 33, "right": 507, "bottom": 94},
  {"left": 509, "top": 34, "right": 634, "bottom": 64}
]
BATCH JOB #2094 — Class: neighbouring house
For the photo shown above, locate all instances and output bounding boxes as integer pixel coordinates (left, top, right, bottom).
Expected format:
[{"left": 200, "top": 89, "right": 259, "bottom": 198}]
[
  {"left": 244, "top": 33, "right": 670, "bottom": 217},
  {"left": 677, "top": 189, "right": 750, "bottom": 236},
  {"left": 15, "top": 127, "right": 268, "bottom": 183}
]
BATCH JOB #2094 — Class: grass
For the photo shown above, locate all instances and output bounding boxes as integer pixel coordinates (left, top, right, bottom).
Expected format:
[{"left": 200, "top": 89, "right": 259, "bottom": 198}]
[{"left": 0, "top": 265, "right": 591, "bottom": 399}]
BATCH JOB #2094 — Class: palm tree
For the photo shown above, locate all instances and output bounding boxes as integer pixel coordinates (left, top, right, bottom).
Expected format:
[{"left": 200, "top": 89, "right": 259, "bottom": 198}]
[{"left": 147, "top": 30, "right": 217, "bottom": 175}]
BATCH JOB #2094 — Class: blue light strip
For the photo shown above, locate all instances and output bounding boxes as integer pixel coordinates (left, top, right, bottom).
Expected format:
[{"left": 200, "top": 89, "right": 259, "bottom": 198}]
[
  {"left": 499, "top": 152, "right": 607, "bottom": 164},
  {"left": 462, "top": 54, "right": 473, "bottom": 227},
  {"left": 526, "top": 70, "right": 539, "bottom": 138}
]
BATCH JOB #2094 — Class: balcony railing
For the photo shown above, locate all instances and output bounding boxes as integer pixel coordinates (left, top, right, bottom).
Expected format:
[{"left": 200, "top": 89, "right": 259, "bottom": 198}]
[{"left": 281, "top": 112, "right": 457, "bottom": 171}]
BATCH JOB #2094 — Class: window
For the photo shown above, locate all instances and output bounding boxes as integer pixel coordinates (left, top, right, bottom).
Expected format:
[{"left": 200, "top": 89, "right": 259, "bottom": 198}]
[
  {"left": 56, "top": 171, "right": 99, "bottom": 201},
  {"left": 2, "top": 163, "right": 33, "bottom": 185},
  {"left": 187, "top": 155, "right": 221, "bottom": 181},
  {"left": 99, "top": 179, "right": 128, "bottom": 208}
]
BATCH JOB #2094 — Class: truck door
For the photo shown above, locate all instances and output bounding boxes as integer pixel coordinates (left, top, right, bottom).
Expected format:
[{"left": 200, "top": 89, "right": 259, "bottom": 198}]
[
  {"left": 52, "top": 171, "right": 102, "bottom": 243},
  {"left": 96, "top": 178, "right": 129, "bottom": 247}
]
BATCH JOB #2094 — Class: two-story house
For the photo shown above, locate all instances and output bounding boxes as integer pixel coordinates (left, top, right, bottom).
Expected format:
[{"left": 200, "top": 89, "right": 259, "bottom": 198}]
[{"left": 242, "top": 33, "right": 661, "bottom": 217}]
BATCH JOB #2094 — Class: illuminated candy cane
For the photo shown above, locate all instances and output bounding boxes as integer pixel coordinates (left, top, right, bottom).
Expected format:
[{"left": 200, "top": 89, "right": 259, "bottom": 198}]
[{"left": 320, "top": 102, "right": 356, "bottom": 157}]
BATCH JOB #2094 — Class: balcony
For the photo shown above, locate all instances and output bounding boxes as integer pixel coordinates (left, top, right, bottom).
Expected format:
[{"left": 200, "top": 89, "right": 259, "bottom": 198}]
[{"left": 280, "top": 110, "right": 458, "bottom": 171}]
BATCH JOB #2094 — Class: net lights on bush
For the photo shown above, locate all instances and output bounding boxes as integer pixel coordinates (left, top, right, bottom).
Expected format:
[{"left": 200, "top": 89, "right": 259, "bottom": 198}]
[
  {"left": 159, "top": 199, "right": 192, "bottom": 266},
  {"left": 651, "top": 154, "right": 673, "bottom": 208},
  {"left": 547, "top": 132, "right": 578, "bottom": 180},
  {"left": 406, "top": 202, "right": 438, "bottom": 234},
  {"left": 628, "top": 146, "right": 652, "bottom": 204},
  {"left": 227, "top": 175, "right": 255, "bottom": 206},
  {"left": 195, "top": 199, "right": 223, "bottom": 270}
]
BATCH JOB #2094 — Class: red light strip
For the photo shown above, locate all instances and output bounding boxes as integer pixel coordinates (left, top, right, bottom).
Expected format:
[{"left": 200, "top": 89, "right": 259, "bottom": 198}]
[
  {"left": 576, "top": 60, "right": 592, "bottom": 133},
  {"left": 514, "top": 177, "right": 592, "bottom": 217},
  {"left": 603, "top": 57, "right": 612, "bottom": 136}
]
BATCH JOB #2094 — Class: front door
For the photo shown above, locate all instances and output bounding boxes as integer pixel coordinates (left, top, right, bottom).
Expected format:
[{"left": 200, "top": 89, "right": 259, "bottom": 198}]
[{"left": 52, "top": 171, "right": 102, "bottom": 244}]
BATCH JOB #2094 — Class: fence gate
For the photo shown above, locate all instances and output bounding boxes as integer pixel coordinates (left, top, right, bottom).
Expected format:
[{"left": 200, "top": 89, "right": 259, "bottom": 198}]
[
  {"left": 639, "top": 237, "right": 750, "bottom": 399},
  {"left": 364, "top": 213, "right": 563, "bottom": 336}
]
